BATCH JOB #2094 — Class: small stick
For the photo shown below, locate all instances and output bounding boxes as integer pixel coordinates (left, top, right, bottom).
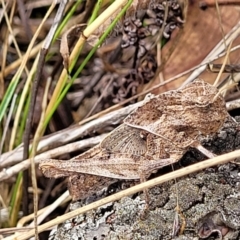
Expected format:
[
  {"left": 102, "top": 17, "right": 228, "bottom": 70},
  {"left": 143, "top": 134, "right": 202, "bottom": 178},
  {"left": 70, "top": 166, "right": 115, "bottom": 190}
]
[{"left": 194, "top": 143, "right": 216, "bottom": 159}]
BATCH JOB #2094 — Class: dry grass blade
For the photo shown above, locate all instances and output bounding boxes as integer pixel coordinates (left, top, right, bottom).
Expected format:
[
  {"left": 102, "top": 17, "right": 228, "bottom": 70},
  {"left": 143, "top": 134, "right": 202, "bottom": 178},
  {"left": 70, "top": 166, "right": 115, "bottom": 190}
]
[
  {"left": 16, "top": 191, "right": 70, "bottom": 227},
  {"left": 226, "top": 98, "right": 240, "bottom": 111},
  {"left": 29, "top": 77, "right": 51, "bottom": 239},
  {"left": 9, "top": 54, "right": 40, "bottom": 151},
  {"left": 0, "top": 227, "right": 34, "bottom": 234}
]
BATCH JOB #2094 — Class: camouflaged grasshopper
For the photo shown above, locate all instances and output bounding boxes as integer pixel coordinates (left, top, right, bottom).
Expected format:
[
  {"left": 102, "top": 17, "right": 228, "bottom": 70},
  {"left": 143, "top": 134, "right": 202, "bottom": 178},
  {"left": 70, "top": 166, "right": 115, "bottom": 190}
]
[{"left": 39, "top": 79, "right": 228, "bottom": 200}]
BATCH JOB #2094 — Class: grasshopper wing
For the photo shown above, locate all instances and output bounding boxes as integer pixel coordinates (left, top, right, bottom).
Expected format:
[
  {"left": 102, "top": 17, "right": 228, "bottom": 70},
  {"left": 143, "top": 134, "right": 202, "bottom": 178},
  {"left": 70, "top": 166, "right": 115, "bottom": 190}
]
[
  {"left": 100, "top": 124, "right": 147, "bottom": 155},
  {"left": 39, "top": 153, "right": 144, "bottom": 180}
]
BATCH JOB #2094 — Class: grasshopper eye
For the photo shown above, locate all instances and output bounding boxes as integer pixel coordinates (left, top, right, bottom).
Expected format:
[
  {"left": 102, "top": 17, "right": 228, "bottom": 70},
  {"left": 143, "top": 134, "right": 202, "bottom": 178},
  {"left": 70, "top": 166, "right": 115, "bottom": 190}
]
[{"left": 144, "top": 93, "right": 154, "bottom": 101}]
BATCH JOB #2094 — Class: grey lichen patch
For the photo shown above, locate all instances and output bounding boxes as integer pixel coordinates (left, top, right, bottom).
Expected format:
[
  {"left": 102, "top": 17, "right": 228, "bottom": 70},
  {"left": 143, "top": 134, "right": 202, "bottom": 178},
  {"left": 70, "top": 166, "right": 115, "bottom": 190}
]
[
  {"left": 223, "top": 196, "right": 240, "bottom": 229},
  {"left": 164, "top": 179, "right": 202, "bottom": 211},
  {"left": 50, "top": 164, "right": 240, "bottom": 240}
]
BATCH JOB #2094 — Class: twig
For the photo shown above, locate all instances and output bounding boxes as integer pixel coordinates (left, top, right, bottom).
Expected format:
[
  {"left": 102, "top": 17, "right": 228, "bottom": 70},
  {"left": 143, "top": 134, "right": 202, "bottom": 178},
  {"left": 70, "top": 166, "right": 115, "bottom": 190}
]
[
  {"left": 9, "top": 54, "right": 40, "bottom": 150},
  {"left": 29, "top": 191, "right": 70, "bottom": 226},
  {"left": 0, "top": 0, "right": 29, "bottom": 75},
  {"left": 199, "top": 0, "right": 240, "bottom": 8},
  {"left": 17, "top": 191, "right": 70, "bottom": 227},
  {"left": 4, "top": 149, "right": 240, "bottom": 240},
  {"left": 0, "top": 227, "right": 34, "bottom": 235},
  {"left": 214, "top": 40, "right": 233, "bottom": 87},
  {"left": 226, "top": 99, "right": 240, "bottom": 111}
]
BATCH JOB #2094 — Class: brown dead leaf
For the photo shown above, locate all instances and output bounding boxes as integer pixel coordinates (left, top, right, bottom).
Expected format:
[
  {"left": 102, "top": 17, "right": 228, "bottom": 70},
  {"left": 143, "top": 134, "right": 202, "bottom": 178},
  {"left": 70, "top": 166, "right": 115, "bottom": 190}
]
[{"left": 160, "top": 1, "right": 240, "bottom": 92}]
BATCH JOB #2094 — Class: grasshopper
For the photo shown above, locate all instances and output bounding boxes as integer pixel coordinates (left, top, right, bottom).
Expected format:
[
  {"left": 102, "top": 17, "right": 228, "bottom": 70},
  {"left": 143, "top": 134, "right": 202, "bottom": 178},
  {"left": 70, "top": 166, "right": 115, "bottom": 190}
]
[{"left": 39, "top": 79, "right": 228, "bottom": 201}]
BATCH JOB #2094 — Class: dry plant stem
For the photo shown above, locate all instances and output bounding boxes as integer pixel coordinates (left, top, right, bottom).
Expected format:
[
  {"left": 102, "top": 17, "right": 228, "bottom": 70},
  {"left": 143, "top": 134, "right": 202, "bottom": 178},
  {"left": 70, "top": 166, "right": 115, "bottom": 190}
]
[
  {"left": 22, "top": 0, "right": 65, "bottom": 215},
  {"left": 8, "top": 1, "right": 55, "bottom": 137},
  {"left": 18, "top": 209, "right": 47, "bottom": 228},
  {"left": 17, "top": 191, "right": 71, "bottom": 227},
  {"left": 23, "top": 0, "right": 67, "bottom": 154},
  {"left": 157, "top": 43, "right": 164, "bottom": 83},
  {"left": 45, "top": 0, "right": 129, "bottom": 117},
  {"left": 215, "top": 0, "right": 227, "bottom": 50},
  {"left": 29, "top": 78, "right": 51, "bottom": 239},
  {"left": 0, "top": 135, "right": 107, "bottom": 181},
  {"left": 44, "top": 0, "right": 67, "bottom": 49},
  {"left": 22, "top": 51, "right": 46, "bottom": 216},
  {"left": 23, "top": 0, "right": 67, "bottom": 158},
  {"left": 5, "top": 149, "right": 240, "bottom": 240},
  {"left": 226, "top": 99, "right": 240, "bottom": 111},
  {"left": 60, "top": 24, "right": 87, "bottom": 71},
  {"left": 153, "top": 27, "right": 184, "bottom": 82},
  {"left": 9, "top": 54, "right": 40, "bottom": 151},
  {"left": 0, "top": 228, "right": 34, "bottom": 235},
  {"left": 23, "top": 54, "right": 45, "bottom": 158},
  {"left": 85, "top": 75, "right": 115, "bottom": 118},
  {"left": 214, "top": 40, "right": 233, "bottom": 87},
  {"left": 209, "top": 64, "right": 240, "bottom": 73},
  {"left": 200, "top": 0, "right": 240, "bottom": 7},
  {"left": 2, "top": 0, "right": 55, "bottom": 128},
  {"left": 9, "top": 175, "right": 23, "bottom": 227},
  {"left": 0, "top": 0, "right": 15, "bottom": 98},
  {"left": 156, "top": 4, "right": 168, "bottom": 83},
  {"left": 157, "top": 2, "right": 168, "bottom": 46},
  {"left": 29, "top": 191, "right": 70, "bottom": 226},
  {"left": 194, "top": 143, "right": 216, "bottom": 158},
  {"left": 151, "top": 0, "right": 188, "bottom": 84}
]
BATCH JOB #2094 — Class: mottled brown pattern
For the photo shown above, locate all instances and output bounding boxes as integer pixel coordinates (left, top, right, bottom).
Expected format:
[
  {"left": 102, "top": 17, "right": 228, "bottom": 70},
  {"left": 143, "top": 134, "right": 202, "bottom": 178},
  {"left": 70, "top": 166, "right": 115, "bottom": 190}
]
[
  {"left": 124, "top": 79, "right": 228, "bottom": 148},
  {"left": 39, "top": 79, "right": 228, "bottom": 201}
]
